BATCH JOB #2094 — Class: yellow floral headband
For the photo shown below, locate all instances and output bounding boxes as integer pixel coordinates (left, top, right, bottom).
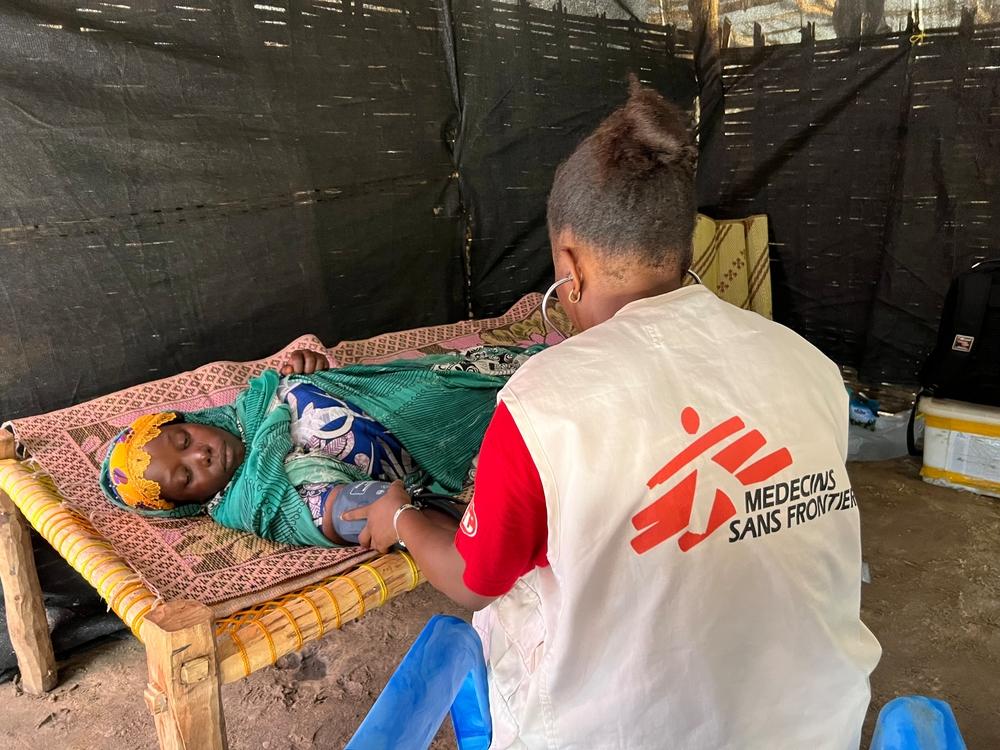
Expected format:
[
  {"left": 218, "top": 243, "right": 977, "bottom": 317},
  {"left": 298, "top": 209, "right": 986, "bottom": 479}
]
[{"left": 106, "top": 412, "right": 177, "bottom": 511}]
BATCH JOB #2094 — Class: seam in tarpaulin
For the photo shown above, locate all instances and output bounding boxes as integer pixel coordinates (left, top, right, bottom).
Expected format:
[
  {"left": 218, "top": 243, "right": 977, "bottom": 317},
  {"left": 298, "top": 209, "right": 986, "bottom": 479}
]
[{"left": 437, "top": 0, "right": 474, "bottom": 319}]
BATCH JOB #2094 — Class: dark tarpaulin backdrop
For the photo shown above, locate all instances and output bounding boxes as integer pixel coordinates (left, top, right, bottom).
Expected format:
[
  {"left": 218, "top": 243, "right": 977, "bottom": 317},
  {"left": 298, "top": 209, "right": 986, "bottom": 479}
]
[
  {"left": 697, "top": 16, "right": 1000, "bottom": 387},
  {"left": 0, "top": 0, "right": 695, "bottom": 421},
  {"left": 0, "top": 0, "right": 466, "bottom": 421},
  {"left": 451, "top": 0, "right": 696, "bottom": 316}
]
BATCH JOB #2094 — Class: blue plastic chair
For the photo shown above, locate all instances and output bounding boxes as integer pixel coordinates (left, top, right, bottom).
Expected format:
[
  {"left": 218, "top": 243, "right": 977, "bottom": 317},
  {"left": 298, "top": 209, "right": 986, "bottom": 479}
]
[
  {"left": 346, "top": 614, "right": 491, "bottom": 750},
  {"left": 870, "top": 696, "right": 967, "bottom": 750}
]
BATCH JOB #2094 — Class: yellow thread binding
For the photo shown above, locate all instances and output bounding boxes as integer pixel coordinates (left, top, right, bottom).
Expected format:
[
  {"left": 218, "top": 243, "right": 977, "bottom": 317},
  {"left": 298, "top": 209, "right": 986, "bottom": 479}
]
[
  {"left": 69, "top": 541, "right": 111, "bottom": 572},
  {"left": 399, "top": 551, "right": 420, "bottom": 590},
  {"left": 96, "top": 566, "right": 131, "bottom": 595},
  {"left": 63, "top": 535, "right": 90, "bottom": 566},
  {"left": 21, "top": 490, "right": 57, "bottom": 518},
  {"left": 110, "top": 581, "right": 143, "bottom": 613},
  {"left": 8, "top": 475, "right": 42, "bottom": 500},
  {"left": 84, "top": 553, "right": 118, "bottom": 582},
  {"left": 46, "top": 517, "right": 80, "bottom": 548},
  {"left": 358, "top": 563, "right": 388, "bottom": 607},
  {"left": 229, "top": 630, "right": 252, "bottom": 678},
  {"left": 120, "top": 591, "right": 154, "bottom": 624},
  {"left": 23, "top": 487, "right": 57, "bottom": 509},
  {"left": 274, "top": 604, "right": 304, "bottom": 650},
  {"left": 315, "top": 585, "right": 343, "bottom": 629},
  {"left": 77, "top": 550, "right": 102, "bottom": 579},
  {"left": 252, "top": 620, "right": 278, "bottom": 666},
  {"left": 296, "top": 593, "right": 325, "bottom": 638},
  {"left": 37, "top": 510, "right": 74, "bottom": 539},
  {"left": 130, "top": 605, "right": 154, "bottom": 639},
  {"left": 25, "top": 502, "right": 57, "bottom": 531},
  {"left": 335, "top": 575, "right": 366, "bottom": 618}
]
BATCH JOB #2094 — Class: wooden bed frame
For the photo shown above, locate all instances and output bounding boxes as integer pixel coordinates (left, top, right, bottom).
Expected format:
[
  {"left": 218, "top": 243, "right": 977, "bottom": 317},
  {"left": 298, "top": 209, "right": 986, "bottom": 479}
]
[{"left": 0, "top": 429, "right": 423, "bottom": 749}]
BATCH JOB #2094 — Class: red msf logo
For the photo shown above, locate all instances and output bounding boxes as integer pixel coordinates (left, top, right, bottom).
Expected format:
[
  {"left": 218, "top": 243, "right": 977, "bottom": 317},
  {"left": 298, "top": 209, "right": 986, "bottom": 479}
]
[
  {"left": 460, "top": 501, "right": 478, "bottom": 538},
  {"left": 631, "top": 407, "right": 792, "bottom": 554}
]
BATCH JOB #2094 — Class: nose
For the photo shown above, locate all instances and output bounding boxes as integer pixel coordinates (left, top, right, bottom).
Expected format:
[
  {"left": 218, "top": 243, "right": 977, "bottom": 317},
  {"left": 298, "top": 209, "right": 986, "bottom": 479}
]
[{"left": 191, "top": 442, "right": 213, "bottom": 466}]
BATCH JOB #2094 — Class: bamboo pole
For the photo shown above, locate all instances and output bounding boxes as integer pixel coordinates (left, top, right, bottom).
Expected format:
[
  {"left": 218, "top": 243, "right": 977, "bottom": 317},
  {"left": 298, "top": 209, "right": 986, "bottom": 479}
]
[
  {"left": 720, "top": 17, "right": 732, "bottom": 50},
  {"left": 216, "top": 552, "right": 423, "bottom": 683},
  {"left": 0, "top": 460, "right": 159, "bottom": 640},
  {"left": 689, "top": 0, "right": 725, "bottom": 198},
  {"left": 689, "top": 0, "right": 719, "bottom": 48},
  {"left": 0, "top": 481, "right": 58, "bottom": 694},
  {"left": 144, "top": 600, "right": 228, "bottom": 750}
]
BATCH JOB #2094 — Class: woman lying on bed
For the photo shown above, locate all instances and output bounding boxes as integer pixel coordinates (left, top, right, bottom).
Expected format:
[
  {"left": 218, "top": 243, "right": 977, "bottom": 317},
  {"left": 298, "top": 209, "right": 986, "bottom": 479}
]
[{"left": 98, "top": 346, "right": 536, "bottom": 548}]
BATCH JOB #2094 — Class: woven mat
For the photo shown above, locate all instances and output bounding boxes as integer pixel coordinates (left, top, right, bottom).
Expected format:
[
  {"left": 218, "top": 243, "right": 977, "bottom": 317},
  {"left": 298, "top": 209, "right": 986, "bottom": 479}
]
[
  {"left": 7, "top": 293, "right": 562, "bottom": 616},
  {"left": 691, "top": 214, "right": 772, "bottom": 320}
]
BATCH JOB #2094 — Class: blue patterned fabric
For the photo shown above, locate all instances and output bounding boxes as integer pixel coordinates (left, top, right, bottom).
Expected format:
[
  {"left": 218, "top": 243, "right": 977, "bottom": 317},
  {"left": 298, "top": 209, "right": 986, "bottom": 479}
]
[{"left": 279, "top": 380, "right": 415, "bottom": 482}]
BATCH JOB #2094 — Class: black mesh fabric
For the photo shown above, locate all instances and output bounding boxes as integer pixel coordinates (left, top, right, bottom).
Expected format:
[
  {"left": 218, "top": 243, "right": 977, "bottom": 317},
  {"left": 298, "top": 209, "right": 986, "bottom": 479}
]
[
  {"left": 0, "top": 0, "right": 465, "bottom": 419},
  {"left": 452, "top": 1, "right": 697, "bottom": 316},
  {"left": 699, "top": 22, "right": 1000, "bottom": 386},
  {"left": 0, "top": 2, "right": 697, "bottom": 419}
]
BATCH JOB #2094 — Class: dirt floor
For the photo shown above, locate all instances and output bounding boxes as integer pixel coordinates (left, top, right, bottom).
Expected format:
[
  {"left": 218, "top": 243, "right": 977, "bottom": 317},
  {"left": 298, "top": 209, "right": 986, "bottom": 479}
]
[{"left": 1, "top": 456, "right": 998, "bottom": 749}]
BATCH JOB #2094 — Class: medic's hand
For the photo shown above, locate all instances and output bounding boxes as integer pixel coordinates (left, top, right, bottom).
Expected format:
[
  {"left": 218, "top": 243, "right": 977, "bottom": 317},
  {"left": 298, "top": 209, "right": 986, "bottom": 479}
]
[
  {"left": 341, "top": 481, "right": 411, "bottom": 553},
  {"left": 280, "top": 349, "right": 330, "bottom": 376}
]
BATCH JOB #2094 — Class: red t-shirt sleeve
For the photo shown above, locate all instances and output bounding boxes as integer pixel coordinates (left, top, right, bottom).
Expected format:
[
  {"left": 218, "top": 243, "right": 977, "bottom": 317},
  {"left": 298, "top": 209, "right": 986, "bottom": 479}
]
[{"left": 455, "top": 401, "right": 548, "bottom": 597}]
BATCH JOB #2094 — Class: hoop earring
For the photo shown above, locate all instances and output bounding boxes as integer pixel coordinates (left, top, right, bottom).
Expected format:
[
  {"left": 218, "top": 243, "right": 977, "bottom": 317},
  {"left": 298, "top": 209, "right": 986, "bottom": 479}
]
[
  {"left": 685, "top": 269, "right": 703, "bottom": 285},
  {"left": 567, "top": 287, "right": 581, "bottom": 304},
  {"left": 541, "top": 276, "right": 573, "bottom": 338}
]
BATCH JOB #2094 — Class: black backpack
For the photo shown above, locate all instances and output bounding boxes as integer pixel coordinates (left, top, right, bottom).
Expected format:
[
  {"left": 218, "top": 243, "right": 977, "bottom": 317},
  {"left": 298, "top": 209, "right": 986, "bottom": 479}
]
[{"left": 907, "top": 259, "right": 1000, "bottom": 454}]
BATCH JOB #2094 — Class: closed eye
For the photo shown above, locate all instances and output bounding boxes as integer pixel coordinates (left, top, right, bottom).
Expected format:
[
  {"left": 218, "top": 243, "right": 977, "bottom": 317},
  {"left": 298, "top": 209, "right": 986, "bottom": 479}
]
[{"left": 184, "top": 467, "right": 192, "bottom": 486}]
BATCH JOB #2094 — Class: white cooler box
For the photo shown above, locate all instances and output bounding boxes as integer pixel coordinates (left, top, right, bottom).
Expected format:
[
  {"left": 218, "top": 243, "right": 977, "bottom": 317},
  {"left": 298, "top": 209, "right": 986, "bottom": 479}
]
[{"left": 920, "top": 397, "right": 1000, "bottom": 499}]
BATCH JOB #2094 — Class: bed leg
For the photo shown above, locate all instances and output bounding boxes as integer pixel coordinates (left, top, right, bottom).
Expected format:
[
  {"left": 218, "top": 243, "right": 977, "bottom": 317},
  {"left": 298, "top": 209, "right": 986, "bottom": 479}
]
[
  {"left": 144, "top": 600, "right": 228, "bottom": 750},
  {"left": 0, "top": 484, "right": 58, "bottom": 694}
]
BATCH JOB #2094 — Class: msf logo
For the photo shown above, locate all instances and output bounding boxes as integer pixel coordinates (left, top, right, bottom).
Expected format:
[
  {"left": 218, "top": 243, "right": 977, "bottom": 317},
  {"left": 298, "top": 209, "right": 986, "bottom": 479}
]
[
  {"left": 460, "top": 501, "right": 478, "bottom": 538},
  {"left": 630, "top": 407, "right": 792, "bottom": 555}
]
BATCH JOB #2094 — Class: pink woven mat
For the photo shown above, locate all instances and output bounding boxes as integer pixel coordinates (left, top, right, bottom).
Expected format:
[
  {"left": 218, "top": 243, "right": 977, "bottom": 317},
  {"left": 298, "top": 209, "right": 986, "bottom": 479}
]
[{"left": 8, "top": 294, "right": 560, "bottom": 615}]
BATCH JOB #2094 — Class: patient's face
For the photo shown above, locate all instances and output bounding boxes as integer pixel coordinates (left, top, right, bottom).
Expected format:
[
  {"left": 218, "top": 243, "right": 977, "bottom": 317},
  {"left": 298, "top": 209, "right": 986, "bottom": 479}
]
[{"left": 144, "top": 423, "right": 246, "bottom": 504}]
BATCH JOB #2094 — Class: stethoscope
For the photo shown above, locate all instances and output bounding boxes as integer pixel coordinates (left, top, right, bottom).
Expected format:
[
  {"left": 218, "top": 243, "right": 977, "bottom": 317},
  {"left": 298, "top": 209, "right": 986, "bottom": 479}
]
[{"left": 540, "top": 268, "right": 703, "bottom": 338}]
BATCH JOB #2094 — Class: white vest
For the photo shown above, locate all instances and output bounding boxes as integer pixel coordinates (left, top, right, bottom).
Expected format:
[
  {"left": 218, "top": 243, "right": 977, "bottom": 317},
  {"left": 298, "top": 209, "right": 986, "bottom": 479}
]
[{"left": 475, "top": 285, "right": 881, "bottom": 749}]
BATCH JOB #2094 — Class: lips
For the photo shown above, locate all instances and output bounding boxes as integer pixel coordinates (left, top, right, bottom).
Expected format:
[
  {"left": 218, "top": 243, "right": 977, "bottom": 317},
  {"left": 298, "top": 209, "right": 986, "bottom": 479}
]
[{"left": 221, "top": 442, "right": 231, "bottom": 473}]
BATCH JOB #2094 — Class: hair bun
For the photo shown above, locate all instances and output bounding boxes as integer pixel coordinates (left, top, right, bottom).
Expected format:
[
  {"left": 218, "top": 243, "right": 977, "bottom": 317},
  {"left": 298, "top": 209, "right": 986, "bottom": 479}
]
[{"left": 595, "top": 75, "right": 697, "bottom": 178}]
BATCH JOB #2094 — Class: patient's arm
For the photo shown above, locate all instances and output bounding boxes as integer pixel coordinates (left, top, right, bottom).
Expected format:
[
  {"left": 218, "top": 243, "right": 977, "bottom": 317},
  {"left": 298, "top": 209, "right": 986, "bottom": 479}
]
[
  {"left": 320, "top": 482, "right": 455, "bottom": 547},
  {"left": 342, "top": 483, "right": 497, "bottom": 611},
  {"left": 319, "top": 485, "right": 351, "bottom": 545}
]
